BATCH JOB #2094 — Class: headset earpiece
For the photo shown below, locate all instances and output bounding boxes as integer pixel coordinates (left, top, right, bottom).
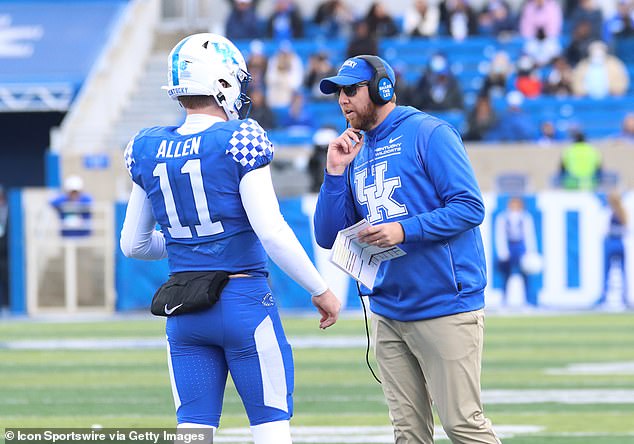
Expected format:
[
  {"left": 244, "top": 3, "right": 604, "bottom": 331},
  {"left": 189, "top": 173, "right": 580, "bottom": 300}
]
[{"left": 357, "top": 55, "right": 394, "bottom": 105}]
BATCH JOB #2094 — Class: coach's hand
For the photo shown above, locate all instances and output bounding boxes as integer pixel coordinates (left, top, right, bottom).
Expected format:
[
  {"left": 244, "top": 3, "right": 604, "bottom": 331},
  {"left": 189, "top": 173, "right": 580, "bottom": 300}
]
[
  {"left": 358, "top": 222, "right": 405, "bottom": 248},
  {"left": 326, "top": 128, "right": 364, "bottom": 176},
  {"left": 312, "top": 289, "right": 341, "bottom": 329}
]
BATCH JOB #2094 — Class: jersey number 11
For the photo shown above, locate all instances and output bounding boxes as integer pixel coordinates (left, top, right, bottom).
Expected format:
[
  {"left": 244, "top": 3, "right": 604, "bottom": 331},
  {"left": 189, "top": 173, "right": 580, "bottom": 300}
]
[{"left": 153, "top": 159, "right": 224, "bottom": 239}]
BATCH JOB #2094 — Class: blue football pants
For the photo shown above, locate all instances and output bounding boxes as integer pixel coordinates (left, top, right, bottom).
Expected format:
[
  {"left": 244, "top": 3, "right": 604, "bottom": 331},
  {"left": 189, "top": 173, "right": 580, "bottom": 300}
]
[{"left": 165, "top": 276, "right": 294, "bottom": 427}]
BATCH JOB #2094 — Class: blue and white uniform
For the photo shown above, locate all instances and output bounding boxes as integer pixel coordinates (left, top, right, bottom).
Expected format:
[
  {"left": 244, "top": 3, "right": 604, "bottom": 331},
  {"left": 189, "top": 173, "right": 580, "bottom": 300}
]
[
  {"left": 494, "top": 205, "right": 539, "bottom": 306},
  {"left": 598, "top": 212, "right": 628, "bottom": 306},
  {"left": 121, "top": 114, "right": 327, "bottom": 428},
  {"left": 314, "top": 106, "right": 487, "bottom": 321}
]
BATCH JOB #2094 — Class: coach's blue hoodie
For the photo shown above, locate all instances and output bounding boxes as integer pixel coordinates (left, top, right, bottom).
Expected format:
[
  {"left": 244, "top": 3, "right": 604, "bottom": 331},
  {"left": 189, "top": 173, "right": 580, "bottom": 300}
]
[{"left": 314, "top": 106, "right": 487, "bottom": 321}]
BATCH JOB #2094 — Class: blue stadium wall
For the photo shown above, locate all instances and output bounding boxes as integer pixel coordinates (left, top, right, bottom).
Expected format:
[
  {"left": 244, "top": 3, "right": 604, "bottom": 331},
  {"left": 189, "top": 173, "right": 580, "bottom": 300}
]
[
  {"left": 110, "top": 191, "right": 634, "bottom": 312},
  {"left": 8, "top": 190, "right": 634, "bottom": 314}
]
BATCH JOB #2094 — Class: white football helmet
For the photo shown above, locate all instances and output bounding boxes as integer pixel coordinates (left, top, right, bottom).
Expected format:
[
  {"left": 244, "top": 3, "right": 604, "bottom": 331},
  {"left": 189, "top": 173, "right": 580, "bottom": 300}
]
[{"left": 163, "top": 33, "right": 252, "bottom": 120}]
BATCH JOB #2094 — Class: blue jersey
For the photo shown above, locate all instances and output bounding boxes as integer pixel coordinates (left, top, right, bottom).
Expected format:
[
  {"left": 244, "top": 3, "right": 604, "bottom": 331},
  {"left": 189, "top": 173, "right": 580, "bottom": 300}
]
[
  {"left": 124, "top": 118, "right": 274, "bottom": 273},
  {"left": 50, "top": 193, "right": 93, "bottom": 237}
]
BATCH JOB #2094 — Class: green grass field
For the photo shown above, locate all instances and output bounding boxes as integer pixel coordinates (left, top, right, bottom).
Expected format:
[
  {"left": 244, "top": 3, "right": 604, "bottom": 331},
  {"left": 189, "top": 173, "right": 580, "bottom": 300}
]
[{"left": 1, "top": 312, "right": 634, "bottom": 443}]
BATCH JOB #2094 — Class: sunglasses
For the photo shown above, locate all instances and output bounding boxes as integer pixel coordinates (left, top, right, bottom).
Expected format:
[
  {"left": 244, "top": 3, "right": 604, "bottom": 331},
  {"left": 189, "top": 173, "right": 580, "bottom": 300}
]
[{"left": 336, "top": 81, "right": 369, "bottom": 97}]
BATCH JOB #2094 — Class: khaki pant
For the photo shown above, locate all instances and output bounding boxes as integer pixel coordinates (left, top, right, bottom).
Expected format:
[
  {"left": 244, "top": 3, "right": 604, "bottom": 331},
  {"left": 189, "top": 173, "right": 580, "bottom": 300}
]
[{"left": 372, "top": 309, "right": 501, "bottom": 444}]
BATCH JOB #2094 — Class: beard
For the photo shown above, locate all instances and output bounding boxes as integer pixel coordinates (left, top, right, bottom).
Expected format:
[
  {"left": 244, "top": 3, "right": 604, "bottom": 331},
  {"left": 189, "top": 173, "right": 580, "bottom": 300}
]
[{"left": 346, "top": 101, "right": 379, "bottom": 131}]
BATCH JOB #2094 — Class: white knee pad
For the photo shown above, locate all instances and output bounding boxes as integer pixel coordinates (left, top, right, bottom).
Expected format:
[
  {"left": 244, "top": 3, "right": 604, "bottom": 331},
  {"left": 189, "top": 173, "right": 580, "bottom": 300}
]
[
  {"left": 250, "top": 420, "right": 292, "bottom": 444},
  {"left": 176, "top": 423, "right": 215, "bottom": 444}
]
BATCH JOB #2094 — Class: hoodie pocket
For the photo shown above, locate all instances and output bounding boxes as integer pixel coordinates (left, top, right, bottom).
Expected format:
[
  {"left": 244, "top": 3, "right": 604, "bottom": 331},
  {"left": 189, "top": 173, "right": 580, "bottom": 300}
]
[{"left": 444, "top": 242, "right": 461, "bottom": 293}]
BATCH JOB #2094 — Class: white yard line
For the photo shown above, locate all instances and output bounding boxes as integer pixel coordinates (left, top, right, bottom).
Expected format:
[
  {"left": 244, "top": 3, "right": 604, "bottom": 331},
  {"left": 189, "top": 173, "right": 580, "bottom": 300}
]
[
  {"left": 0, "top": 336, "right": 367, "bottom": 350},
  {"left": 0, "top": 338, "right": 167, "bottom": 350},
  {"left": 482, "top": 389, "right": 634, "bottom": 404},
  {"left": 546, "top": 361, "right": 634, "bottom": 375}
]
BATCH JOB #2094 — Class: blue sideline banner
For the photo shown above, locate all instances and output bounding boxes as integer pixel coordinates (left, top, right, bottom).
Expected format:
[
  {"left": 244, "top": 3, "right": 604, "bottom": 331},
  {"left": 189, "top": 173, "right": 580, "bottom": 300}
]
[
  {"left": 114, "top": 203, "right": 169, "bottom": 311},
  {"left": 113, "top": 191, "right": 634, "bottom": 312},
  {"left": 482, "top": 191, "right": 633, "bottom": 310}
]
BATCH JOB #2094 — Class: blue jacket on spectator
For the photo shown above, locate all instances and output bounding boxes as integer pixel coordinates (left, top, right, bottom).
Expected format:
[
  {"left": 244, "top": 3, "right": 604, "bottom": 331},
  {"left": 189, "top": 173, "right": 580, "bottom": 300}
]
[{"left": 225, "top": 3, "right": 261, "bottom": 40}]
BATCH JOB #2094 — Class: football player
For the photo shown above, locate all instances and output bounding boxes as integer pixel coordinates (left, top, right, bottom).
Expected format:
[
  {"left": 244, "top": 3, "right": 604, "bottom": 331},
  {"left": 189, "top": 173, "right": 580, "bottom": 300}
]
[{"left": 120, "top": 33, "right": 340, "bottom": 444}]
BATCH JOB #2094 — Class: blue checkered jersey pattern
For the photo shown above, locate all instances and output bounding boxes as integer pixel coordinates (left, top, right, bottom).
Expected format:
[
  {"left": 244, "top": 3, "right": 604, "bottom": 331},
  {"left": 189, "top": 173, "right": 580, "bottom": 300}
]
[{"left": 125, "top": 118, "right": 274, "bottom": 273}]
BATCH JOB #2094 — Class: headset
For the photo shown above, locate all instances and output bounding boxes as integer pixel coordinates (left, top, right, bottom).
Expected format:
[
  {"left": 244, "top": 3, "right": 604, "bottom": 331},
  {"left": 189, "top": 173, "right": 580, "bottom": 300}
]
[{"left": 357, "top": 55, "right": 394, "bottom": 105}]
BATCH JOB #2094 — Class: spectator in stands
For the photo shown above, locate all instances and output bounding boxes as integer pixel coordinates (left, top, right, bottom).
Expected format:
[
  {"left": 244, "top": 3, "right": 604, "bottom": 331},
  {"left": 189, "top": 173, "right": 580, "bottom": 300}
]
[
  {"left": 523, "top": 26, "right": 562, "bottom": 67},
  {"left": 543, "top": 56, "right": 574, "bottom": 96},
  {"left": 223, "top": 0, "right": 261, "bottom": 5},
  {"left": 494, "top": 196, "right": 541, "bottom": 307},
  {"left": 463, "top": 94, "right": 499, "bottom": 141},
  {"left": 225, "top": 0, "right": 262, "bottom": 41},
  {"left": 559, "top": 130, "right": 603, "bottom": 190},
  {"left": 485, "top": 91, "right": 538, "bottom": 142},
  {"left": 304, "top": 51, "right": 338, "bottom": 100},
  {"left": 480, "top": 51, "right": 514, "bottom": 99},
  {"left": 364, "top": 2, "right": 399, "bottom": 38},
  {"left": 267, "top": 0, "right": 304, "bottom": 40},
  {"left": 565, "top": 20, "right": 595, "bottom": 67},
  {"left": 478, "top": 0, "right": 517, "bottom": 38},
  {"left": 392, "top": 61, "right": 413, "bottom": 106},
  {"left": 569, "top": 0, "right": 603, "bottom": 41},
  {"left": 514, "top": 55, "right": 542, "bottom": 98},
  {"left": 572, "top": 40, "right": 630, "bottom": 98},
  {"left": 616, "top": 112, "right": 634, "bottom": 142},
  {"left": 563, "top": 0, "right": 581, "bottom": 17},
  {"left": 307, "top": 126, "right": 339, "bottom": 192},
  {"left": 519, "top": 0, "right": 562, "bottom": 41},
  {"left": 595, "top": 190, "right": 630, "bottom": 308},
  {"left": 246, "top": 40, "right": 268, "bottom": 92},
  {"left": 440, "top": 0, "right": 479, "bottom": 41},
  {"left": 346, "top": 19, "right": 379, "bottom": 58},
  {"left": 313, "top": 0, "right": 354, "bottom": 38},
  {"left": 403, "top": 0, "right": 440, "bottom": 38},
  {"left": 564, "top": 0, "right": 614, "bottom": 22},
  {"left": 412, "top": 52, "right": 464, "bottom": 111},
  {"left": 50, "top": 175, "right": 93, "bottom": 237},
  {"left": 278, "top": 91, "right": 314, "bottom": 133},
  {"left": 605, "top": 0, "right": 634, "bottom": 43},
  {"left": 247, "top": 88, "right": 276, "bottom": 130},
  {"left": 537, "top": 120, "right": 567, "bottom": 145},
  {"left": 265, "top": 40, "right": 304, "bottom": 108},
  {"left": 0, "top": 185, "right": 8, "bottom": 309}
]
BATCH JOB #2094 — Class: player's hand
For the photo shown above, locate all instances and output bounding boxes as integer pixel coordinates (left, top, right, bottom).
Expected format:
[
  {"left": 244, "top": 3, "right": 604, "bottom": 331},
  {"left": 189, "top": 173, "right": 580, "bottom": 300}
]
[
  {"left": 357, "top": 222, "right": 405, "bottom": 248},
  {"left": 326, "top": 128, "right": 364, "bottom": 176},
  {"left": 311, "top": 289, "right": 341, "bottom": 329}
]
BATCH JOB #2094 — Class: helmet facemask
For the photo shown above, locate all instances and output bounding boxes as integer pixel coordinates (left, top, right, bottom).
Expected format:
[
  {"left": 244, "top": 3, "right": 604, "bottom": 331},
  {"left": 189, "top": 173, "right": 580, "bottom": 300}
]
[{"left": 215, "top": 67, "right": 252, "bottom": 120}]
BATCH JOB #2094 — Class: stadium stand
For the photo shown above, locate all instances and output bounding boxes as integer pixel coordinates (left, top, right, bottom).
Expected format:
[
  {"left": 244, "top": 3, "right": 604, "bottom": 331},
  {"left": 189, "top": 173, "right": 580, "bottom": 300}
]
[{"left": 4, "top": 0, "right": 633, "bottom": 197}]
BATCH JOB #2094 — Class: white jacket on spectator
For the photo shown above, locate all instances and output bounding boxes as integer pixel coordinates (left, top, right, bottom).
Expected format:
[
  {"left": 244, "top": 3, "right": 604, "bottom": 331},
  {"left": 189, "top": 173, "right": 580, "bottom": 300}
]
[{"left": 265, "top": 42, "right": 304, "bottom": 108}]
